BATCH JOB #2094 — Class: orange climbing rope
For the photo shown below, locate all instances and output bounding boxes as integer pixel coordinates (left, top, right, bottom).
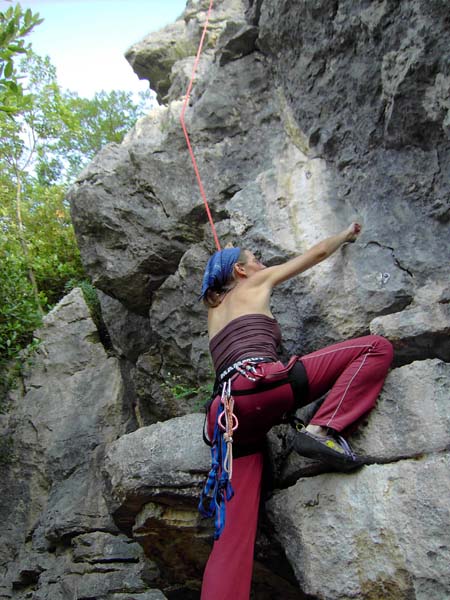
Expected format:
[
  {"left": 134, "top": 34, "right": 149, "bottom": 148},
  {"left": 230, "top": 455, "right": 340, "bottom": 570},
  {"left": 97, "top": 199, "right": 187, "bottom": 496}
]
[{"left": 180, "top": 0, "right": 221, "bottom": 251}]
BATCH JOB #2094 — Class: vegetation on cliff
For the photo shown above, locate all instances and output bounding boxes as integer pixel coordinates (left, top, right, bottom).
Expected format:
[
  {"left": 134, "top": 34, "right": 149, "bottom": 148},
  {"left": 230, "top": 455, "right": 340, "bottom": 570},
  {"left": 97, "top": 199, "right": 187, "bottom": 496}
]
[{"left": 0, "top": 3, "right": 150, "bottom": 405}]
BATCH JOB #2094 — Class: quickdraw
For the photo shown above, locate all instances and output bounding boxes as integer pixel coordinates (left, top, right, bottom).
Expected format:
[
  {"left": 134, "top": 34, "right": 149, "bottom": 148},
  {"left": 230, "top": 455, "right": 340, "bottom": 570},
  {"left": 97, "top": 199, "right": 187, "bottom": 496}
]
[{"left": 234, "top": 359, "right": 267, "bottom": 382}]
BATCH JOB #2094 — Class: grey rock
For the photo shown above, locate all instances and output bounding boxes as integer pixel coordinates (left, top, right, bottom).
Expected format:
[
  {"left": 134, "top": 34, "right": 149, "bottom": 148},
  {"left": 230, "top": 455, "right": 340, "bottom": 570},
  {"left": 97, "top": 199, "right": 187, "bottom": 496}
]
[
  {"left": 111, "top": 593, "right": 168, "bottom": 600},
  {"left": 351, "top": 359, "right": 450, "bottom": 461},
  {"left": 71, "top": 0, "right": 450, "bottom": 343},
  {"left": 4, "top": 543, "right": 160, "bottom": 600},
  {"left": 7, "top": 550, "right": 55, "bottom": 595},
  {"left": 267, "top": 453, "right": 450, "bottom": 600},
  {"left": 68, "top": 141, "right": 189, "bottom": 314},
  {"left": 272, "top": 359, "right": 450, "bottom": 483},
  {"left": 132, "top": 501, "right": 212, "bottom": 594},
  {"left": 256, "top": 0, "right": 450, "bottom": 299},
  {"left": 166, "top": 52, "right": 212, "bottom": 103},
  {"left": 66, "top": 562, "right": 159, "bottom": 598},
  {"left": 6, "top": 0, "right": 450, "bottom": 598},
  {"left": 72, "top": 532, "right": 144, "bottom": 564},
  {"left": 103, "top": 414, "right": 212, "bottom": 596},
  {"left": 0, "top": 289, "right": 139, "bottom": 595},
  {"left": 27, "top": 286, "right": 107, "bottom": 382},
  {"left": 104, "top": 413, "right": 210, "bottom": 524},
  {"left": 370, "top": 301, "right": 450, "bottom": 365},
  {"left": 216, "top": 23, "right": 259, "bottom": 66},
  {"left": 98, "top": 290, "right": 152, "bottom": 361},
  {"left": 125, "top": 0, "right": 248, "bottom": 102},
  {"left": 141, "top": 245, "right": 213, "bottom": 418},
  {"left": 125, "top": 19, "right": 194, "bottom": 102},
  {"left": 104, "top": 414, "right": 303, "bottom": 598},
  {"left": 30, "top": 561, "right": 159, "bottom": 600}
]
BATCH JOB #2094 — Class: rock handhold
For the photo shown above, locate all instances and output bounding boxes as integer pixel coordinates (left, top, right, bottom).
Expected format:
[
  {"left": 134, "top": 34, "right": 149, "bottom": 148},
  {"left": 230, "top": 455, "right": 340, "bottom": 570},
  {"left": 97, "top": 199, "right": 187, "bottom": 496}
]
[{"left": 370, "top": 302, "right": 450, "bottom": 365}]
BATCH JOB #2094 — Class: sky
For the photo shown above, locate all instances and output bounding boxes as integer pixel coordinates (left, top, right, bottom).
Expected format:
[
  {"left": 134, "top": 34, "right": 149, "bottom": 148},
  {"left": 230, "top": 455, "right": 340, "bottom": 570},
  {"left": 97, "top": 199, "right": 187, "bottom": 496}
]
[{"left": 1, "top": 0, "right": 187, "bottom": 97}]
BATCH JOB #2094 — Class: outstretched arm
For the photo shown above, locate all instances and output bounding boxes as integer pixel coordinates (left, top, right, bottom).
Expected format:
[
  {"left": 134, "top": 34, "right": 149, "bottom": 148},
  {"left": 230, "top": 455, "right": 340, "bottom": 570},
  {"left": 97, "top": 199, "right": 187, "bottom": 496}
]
[{"left": 259, "top": 222, "right": 361, "bottom": 289}]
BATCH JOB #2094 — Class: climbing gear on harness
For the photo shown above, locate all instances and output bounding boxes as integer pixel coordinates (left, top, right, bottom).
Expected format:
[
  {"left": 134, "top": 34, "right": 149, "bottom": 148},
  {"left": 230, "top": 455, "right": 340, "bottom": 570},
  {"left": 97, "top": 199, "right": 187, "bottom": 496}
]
[
  {"left": 198, "top": 379, "right": 237, "bottom": 540},
  {"left": 291, "top": 422, "right": 365, "bottom": 472},
  {"left": 199, "top": 357, "right": 309, "bottom": 538},
  {"left": 218, "top": 356, "right": 272, "bottom": 384},
  {"left": 218, "top": 378, "right": 238, "bottom": 479},
  {"left": 198, "top": 357, "right": 274, "bottom": 539},
  {"left": 202, "top": 357, "right": 309, "bottom": 447}
]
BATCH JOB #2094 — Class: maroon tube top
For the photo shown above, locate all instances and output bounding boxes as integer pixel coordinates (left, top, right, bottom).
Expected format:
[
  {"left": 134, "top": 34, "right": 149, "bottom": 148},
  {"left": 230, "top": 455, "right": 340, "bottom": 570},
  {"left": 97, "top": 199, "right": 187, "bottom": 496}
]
[{"left": 209, "top": 314, "right": 281, "bottom": 374}]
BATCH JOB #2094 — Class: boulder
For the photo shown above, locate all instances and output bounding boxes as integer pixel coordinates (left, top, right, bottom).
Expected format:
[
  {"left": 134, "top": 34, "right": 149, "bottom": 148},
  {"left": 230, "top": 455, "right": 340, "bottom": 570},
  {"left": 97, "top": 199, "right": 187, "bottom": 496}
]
[
  {"left": 103, "top": 412, "right": 306, "bottom": 598},
  {"left": 103, "top": 413, "right": 210, "bottom": 528},
  {"left": 0, "top": 289, "right": 160, "bottom": 597},
  {"left": 370, "top": 302, "right": 450, "bottom": 365},
  {"left": 98, "top": 290, "right": 152, "bottom": 361},
  {"left": 267, "top": 453, "right": 450, "bottom": 600}
]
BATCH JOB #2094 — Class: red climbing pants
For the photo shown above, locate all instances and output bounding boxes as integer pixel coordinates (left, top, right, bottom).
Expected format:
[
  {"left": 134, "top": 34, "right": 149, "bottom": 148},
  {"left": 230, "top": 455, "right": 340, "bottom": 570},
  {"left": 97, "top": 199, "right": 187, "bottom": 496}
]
[
  {"left": 200, "top": 452, "right": 264, "bottom": 600},
  {"left": 201, "top": 335, "right": 393, "bottom": 600},
  {"left": 303, "top": 334, "right": 394, "bottom": 431}
]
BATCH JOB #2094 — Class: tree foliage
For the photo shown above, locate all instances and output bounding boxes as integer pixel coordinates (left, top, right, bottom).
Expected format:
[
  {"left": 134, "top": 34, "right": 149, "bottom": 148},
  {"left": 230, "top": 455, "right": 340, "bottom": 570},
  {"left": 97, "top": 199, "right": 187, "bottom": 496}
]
[
  {"left": 0, "top": 2, "right": 43, "bottom": 113},
  {"left": 0, "top": 3, "right": 152, "bottom": 407}
]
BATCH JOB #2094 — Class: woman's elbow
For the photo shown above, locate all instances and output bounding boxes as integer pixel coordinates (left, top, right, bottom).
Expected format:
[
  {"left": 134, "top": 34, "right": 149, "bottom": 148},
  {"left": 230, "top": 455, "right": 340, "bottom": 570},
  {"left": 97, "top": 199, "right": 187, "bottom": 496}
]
[{"left": 313, "top": 246, "right": 328, "bottom": 263}]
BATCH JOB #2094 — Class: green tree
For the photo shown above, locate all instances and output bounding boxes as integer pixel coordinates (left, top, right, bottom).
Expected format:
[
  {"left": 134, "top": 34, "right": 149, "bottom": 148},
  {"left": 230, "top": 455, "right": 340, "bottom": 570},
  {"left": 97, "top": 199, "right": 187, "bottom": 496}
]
[
  {"left": 1, "top": 47, "right": 152, "bottom": 377},
  {"left": 55, "top": 89, "right": 151, "bottom": 181},
  {"left": 0, "top": 3, "right": 153, "bottom": 435},
  {"left": 0, "top": 2, "right": 43, "bottom": 113}
]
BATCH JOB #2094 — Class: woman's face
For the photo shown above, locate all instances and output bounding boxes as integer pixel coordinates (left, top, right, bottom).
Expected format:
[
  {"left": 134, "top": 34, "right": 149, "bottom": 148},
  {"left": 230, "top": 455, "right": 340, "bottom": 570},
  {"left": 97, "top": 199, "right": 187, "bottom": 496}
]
[{"left": 242, "top": 250, "right": 266, "bottom": 275}]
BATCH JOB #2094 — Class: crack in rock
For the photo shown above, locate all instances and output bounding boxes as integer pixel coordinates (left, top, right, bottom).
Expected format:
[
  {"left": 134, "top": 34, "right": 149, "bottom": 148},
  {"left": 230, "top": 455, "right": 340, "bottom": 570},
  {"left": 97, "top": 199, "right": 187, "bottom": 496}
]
[{"left": 365, "top": 240, "right": 414, "bottom": 277}]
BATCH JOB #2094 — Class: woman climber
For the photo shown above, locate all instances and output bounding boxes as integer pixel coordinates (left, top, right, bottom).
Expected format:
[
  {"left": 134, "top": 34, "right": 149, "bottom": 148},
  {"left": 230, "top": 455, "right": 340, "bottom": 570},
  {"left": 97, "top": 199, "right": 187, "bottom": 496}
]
[{"left": 198, "top": 222, "right": 393, "bottom": 600}]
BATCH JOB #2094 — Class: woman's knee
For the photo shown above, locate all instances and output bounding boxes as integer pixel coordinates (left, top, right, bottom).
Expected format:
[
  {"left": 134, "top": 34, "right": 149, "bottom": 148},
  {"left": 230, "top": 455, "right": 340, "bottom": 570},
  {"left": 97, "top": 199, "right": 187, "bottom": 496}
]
[{"left": 371, "top": 335, "right": 394, "bottom": 365}]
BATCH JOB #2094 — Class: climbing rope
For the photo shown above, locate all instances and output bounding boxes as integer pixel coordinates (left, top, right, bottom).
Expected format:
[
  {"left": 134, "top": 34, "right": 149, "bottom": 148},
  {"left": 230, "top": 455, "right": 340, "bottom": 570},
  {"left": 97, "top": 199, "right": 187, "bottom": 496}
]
[
  {"left": 179, "top": 0, "right": 221, "bottom": 251},
  {"left": 218, "top": 378, "right": 238, "bottom": 479}
]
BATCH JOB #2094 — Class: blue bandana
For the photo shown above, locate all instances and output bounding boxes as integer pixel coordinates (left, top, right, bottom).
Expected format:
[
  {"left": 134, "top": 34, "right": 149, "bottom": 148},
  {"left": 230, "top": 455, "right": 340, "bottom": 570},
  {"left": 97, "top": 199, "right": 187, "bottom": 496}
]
[{"left": 200, "top": 248, "right": 241, "bottom": 299}]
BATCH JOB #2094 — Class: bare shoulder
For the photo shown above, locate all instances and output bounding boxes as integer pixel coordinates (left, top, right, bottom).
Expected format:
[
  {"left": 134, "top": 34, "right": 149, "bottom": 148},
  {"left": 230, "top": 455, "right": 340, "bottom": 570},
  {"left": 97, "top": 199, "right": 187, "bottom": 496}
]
[{"left": 207, "top": 284, "right": 273, "bottom": 339}]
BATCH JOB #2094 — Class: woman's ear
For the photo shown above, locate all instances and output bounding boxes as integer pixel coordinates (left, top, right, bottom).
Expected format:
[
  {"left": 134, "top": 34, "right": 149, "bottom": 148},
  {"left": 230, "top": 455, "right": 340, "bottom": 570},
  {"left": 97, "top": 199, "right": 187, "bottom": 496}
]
[{"left": 234, "top": 262, "right": 247, "bottom": 278}]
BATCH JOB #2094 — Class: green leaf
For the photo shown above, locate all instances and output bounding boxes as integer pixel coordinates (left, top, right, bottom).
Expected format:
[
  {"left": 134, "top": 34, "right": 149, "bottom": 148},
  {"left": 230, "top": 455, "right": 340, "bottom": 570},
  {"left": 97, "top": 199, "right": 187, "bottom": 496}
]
[
  {"left": 8, "top": 45, "right": 27, "bottom": 54},
  {"left": 24, "top": 9, "right": 32, "bottom": 26},
  {"left": 5, "top": 80, "right": 19, "bottom": 92},
  {"left": 0, "top": 104, "right": 19, "bottom": 114},
  {"left": 6, "top": 18, "right": 17, "bottom": 37},
  {"left": 4, "top": 60, "right": 13, "bottom": 79}
]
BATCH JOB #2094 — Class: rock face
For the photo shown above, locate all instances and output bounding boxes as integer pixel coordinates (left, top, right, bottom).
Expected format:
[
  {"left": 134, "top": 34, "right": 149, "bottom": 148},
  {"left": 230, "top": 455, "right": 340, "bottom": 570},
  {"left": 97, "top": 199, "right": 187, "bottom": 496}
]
[
  {"left": 0, "top": 289, "right": 166, "bottom": 599},
  {"left": 267, "top": 453, "right": 450, "bottom": 600},
  {"left": 2, "top": 0, "right": 449, "bottom": 599}
]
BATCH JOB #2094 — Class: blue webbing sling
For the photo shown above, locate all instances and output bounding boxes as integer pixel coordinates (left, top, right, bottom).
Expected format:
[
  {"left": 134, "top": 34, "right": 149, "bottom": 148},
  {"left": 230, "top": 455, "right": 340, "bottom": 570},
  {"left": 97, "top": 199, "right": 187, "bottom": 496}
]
[{"left": 198, "top": 401, "right": 234, "bottom": 540}]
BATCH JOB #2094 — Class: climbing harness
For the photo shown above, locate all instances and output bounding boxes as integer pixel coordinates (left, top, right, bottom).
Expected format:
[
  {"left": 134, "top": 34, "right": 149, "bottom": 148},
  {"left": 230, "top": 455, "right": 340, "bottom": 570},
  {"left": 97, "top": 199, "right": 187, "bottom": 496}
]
[
  {"left": 198, "top": 357, "right": 269, "bottom": 540},
  {"left": 199, "top": 356, "right": 309, "bottom": 539},
  {"left": 180, "top": 0, "right": 221, "bottom": 251}
]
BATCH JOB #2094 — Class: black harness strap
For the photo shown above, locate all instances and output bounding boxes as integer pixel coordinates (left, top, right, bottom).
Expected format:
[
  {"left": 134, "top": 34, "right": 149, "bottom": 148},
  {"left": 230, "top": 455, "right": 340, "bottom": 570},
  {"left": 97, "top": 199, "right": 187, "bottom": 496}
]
[
  {"left": 202, "top": 359, "right": 309, "bottom": 448},
  {"left": 288, "top": 360, "right": 309, "bottom": 409}
]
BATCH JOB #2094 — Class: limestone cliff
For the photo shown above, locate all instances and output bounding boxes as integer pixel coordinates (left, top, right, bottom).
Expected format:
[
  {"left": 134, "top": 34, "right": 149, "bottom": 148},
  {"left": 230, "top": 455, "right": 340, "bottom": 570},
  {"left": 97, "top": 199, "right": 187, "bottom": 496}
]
[{"left": 1, "top": 0, "right": 449, "bottom": 598}]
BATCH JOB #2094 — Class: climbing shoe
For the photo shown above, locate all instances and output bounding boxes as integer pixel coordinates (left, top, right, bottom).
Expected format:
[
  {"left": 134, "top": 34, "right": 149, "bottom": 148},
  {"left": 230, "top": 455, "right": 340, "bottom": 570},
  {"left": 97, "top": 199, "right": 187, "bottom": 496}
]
[{"left": 292, "top": 428, "right": 365, "bottom": 472}]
